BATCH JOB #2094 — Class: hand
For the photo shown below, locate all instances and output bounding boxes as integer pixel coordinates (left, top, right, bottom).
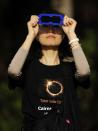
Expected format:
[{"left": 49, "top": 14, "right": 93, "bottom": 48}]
[
  {"left": 27, "top": 15, "right": 39, "bottom": 38},
  {"left": 62, "top": 16, "right": 77, "bottom": 39}
]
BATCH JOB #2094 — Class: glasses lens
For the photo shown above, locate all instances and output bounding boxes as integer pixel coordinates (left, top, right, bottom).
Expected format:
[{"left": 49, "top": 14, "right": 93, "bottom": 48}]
[
  {"left": 41, "top": 16, "right": 50, "bottom": 22},
  {"left": 52, "top": 16, "right": 60, "bottom": 23}
]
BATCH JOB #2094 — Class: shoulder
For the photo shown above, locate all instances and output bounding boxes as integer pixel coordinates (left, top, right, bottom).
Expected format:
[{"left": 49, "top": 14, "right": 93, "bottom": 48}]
[
  {"left": 62, "top": 56, "right": 75, "bottom": 69},
  {"left": 62, "top": 56, "right": 74, "bottom": 63},
  {"left": 22, "top": 54, "right": 36, "bottom": 71},
  {"left": 61, "top": 56, "right": 76, "bottom": 76}
]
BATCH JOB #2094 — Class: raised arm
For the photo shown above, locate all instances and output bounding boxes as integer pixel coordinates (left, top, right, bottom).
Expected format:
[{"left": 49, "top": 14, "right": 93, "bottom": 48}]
[
  {"left": 62, "top": 16, "right": 90, "bottom": 77},
  {"left": 8, "top": 15, "right": 39, "bottom": 77},
  {"left": 68, "top": 33, "right": 90, "bottom": 77}
]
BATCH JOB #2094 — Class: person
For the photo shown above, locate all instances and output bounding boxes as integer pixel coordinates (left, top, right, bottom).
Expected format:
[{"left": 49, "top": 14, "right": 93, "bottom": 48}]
[{"left": 8, "top": 10, "right": 91, "bottom": 131}]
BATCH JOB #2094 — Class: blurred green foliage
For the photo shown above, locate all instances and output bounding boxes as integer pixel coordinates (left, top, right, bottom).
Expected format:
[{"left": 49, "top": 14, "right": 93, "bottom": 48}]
[
  {"left": 77, "top": 29, "right": 97, "bottom": 131},
  {"left": 0, "top": 83, "right": 22, "bottom": 131}
]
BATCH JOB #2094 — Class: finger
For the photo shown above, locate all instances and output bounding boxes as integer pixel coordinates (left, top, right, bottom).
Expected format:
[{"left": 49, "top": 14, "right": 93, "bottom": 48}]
[
  {"left": 67, "top": 21, "right": 73, "bottom": 25},
  {"left": 30, "top": 15, "right": 39, "bottom": 21},
  {"left": 65, "top": 17, "right": 75, "bottom": 26},
  {"left": 64, "top": 16, "right": 68, "bottom": 21},
  {"left": 32, "top": 18, "right": 39, "bottom": 23},
  {"left": 63, "top": 19, "right": 69, "bottom": 26},
  {"left": 31, "top": 19, "right": 38, "bottom": 24},
  {"left": 30, "top": 16, "right": 39, "bottom": 24},
  {"left": 69, "top": 18, "right": 77, "bottom": 24},
  {"left": 65, "top": 23, "right": 70, "bottom": 26},
  {"left": 27, "top": 20, "right": 36, "bottom": 28},
  {"left": 31, "top": 15, "right": 39, "bottom": 20},
  {"left": 31, "top": 19, "right": 39, "bottom": 27},
  {"left": 32, "top": 22, "right": 38, "bottom": 27},
  {"left": 31, "top": 18, "right": 39, "bottom": 24},
  {"left": 63, "top": 16, "right": 69, "bottom": 25}
]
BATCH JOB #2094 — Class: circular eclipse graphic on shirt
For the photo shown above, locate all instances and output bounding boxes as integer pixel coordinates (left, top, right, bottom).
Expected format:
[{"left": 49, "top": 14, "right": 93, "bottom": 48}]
[{"left": 45, "top": 80, "right": 64, "bottom": 97}]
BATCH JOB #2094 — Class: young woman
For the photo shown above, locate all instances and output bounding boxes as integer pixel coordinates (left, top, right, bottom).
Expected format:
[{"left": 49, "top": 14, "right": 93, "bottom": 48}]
[{"left": 8, "top": 10, "right": 91, "bottom": 131}]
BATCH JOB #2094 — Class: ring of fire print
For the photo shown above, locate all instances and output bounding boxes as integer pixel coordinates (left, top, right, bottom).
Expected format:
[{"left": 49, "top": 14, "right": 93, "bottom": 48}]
[{"left": 44, "top": 79, "right": 64, "bottom": 97}]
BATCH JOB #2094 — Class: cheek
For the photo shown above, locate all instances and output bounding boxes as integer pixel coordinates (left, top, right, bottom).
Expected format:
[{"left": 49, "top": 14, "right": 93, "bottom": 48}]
[
  {"left": 40, "top": 35, "right": 46, "bottom": 40},
  {"left": 55, "top": 36, "right": 63, "bottom": 44},
  {"left": 38, "top": 34, "right": 47, "bottom": 44}
]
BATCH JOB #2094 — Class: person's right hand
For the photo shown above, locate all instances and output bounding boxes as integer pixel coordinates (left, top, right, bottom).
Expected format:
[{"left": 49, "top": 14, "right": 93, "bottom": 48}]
[{"left": 27, "top": 15, "right": 39, "bottom": 38}]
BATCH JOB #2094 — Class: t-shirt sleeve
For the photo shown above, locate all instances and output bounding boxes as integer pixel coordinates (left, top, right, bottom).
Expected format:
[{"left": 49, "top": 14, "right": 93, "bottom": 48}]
[
  {"left": 8, "top": 54, "right": 32, "bottom": 90},
  {"left": 8, "top": 74, "right": 24, "bottom": 89},
  {"left": 71, "top": 62, "right": 91, "bottom": 89}
]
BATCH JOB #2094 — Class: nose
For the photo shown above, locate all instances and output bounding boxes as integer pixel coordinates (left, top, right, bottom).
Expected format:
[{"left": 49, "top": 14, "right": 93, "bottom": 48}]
[
  {"left": 48, "top": 26, "right": 53, "bottom": 33},
  {"left": 48, "top": 25, "right": 54, "bottom": 33}
]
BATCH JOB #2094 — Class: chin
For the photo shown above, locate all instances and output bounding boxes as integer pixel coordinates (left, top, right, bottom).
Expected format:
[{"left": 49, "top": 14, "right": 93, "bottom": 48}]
[
  {"left": 45, "top": 39, "right": 60, "bottom": 45},
  {"left": 41, "top": 42, "right": 60, "bottom": 47}
]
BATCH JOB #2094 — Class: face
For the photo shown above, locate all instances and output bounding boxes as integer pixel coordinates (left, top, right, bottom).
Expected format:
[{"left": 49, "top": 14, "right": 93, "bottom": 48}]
[{"left": 37, "top": 25, "right": 64, "bottom": 47}]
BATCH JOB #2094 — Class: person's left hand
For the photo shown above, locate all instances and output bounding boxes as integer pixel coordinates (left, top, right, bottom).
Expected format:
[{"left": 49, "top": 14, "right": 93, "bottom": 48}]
[{"left": 62, "top": 15, "right": 77, "bottom": 36}]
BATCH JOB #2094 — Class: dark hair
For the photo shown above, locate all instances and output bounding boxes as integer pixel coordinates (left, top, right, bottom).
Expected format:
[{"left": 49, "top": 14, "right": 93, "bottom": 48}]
[
  {"left": 35, "top": 9, "right": 64, "bottom": 16},
  {"left": 28, "top": 36, "right": 73, "bottom": 61},
  {"left": 28, "top": 9, "right": 73, "bottom": 62}
]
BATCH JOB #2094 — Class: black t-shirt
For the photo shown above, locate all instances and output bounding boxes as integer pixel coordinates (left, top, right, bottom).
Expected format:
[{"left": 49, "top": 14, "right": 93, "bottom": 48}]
[
  {"left": 24, "top": 59, "right": 66, "bottom": 117},
  {"left": 8, "top": 58, "right": 90, "bottom": 119}
]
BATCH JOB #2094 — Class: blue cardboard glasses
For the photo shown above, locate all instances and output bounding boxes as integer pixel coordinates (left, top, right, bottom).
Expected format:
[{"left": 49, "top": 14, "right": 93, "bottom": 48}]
[{"left": 38, "top": 13, "right": 64, "bottom": 26}]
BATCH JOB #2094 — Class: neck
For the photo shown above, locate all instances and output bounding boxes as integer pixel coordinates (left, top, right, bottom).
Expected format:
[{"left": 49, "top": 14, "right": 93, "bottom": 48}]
[{"left": 39, "top": 46, "right": 60, "bottom": 65}]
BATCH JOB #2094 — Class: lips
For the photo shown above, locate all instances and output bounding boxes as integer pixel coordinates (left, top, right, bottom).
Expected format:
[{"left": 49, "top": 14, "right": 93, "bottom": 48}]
[{"left": 46, "top": 35, "right": 56, "bottom": 38}]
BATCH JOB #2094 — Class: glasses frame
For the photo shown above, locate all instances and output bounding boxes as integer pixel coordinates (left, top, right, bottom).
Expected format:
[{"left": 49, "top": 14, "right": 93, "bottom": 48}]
[{"left": 38, "top": 13, "right": 64, "bottom": 26}]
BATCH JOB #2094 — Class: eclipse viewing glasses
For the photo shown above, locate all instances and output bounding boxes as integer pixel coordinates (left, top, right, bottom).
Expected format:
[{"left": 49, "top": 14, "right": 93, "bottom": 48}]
[{"left": 38, "top": 13, "right": 64, "bottom": 26}]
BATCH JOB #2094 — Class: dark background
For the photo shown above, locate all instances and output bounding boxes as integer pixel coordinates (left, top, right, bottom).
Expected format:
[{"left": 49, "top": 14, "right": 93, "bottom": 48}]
[{"left": 0, "top": 0, "right": 97, "bottom": 131}]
